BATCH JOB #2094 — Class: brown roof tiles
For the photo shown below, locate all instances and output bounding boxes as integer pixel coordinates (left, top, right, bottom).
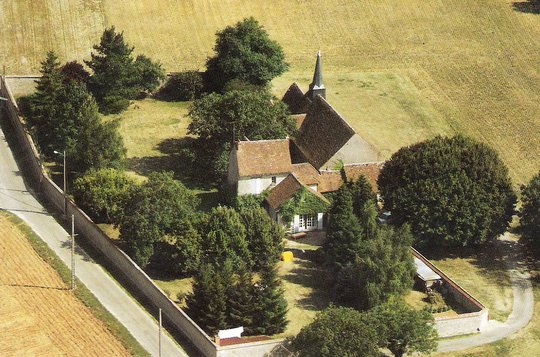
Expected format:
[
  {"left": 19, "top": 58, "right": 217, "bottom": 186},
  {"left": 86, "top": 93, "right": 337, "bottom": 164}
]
[
  {"left": 236, "top": 139, "right": 292, "bottom": 177},
  {"left": 343, "top": 162, "right": 384, "bottom": 192},
  {"left": 265, "top": 174, "right": 329, "bottom": 211}
]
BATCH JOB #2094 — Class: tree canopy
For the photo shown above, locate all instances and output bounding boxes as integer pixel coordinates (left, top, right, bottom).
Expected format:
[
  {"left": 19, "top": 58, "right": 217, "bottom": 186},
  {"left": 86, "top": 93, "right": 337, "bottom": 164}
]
[
  {"left": 368, "top": 299, "right": 438, "bottom": 357},
  {"left": 205, "top": 17, "right": 288, "bottom": 91},
  {"left": 86, "top": 26, "right": 165, "bottom": 114},
  {"left": 186, "top": 89, "right": 295, "bottom": 183},
  {"left": 188, "top": 89, "right": 295, "bottom": 145},
  {"left": 520, "top": 171, "right": 540, "bottom": 245},
  {"left": 118, "top": 172, "right": 199, "bottom": 267},
  {"left": 290, "top": 306, "right": 379, "bottom": 357},
  {"left": 378, "top": 135, "right": 516, "bottom": 247},
  {"left": 73, "top": 168, "right": 135, "bottom": 223}
]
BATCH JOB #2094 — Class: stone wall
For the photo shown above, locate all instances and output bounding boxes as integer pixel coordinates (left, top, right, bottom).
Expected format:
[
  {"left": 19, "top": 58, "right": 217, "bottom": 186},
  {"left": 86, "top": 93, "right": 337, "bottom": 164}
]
[{"left": 411, "top": 248, "right": 489, "bottom": 338}]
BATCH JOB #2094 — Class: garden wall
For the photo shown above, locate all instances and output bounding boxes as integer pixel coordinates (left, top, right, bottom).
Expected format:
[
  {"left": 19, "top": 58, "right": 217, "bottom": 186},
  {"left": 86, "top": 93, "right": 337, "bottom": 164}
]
[{"left": 411, "top": 248, "right": 489, "bottom": 338}]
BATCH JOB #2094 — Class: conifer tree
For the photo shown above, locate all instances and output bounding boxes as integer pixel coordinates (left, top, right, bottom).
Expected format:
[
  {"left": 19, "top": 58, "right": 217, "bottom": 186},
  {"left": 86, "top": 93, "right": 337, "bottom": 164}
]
[
  {"left": 185, "top": 263, "right": 227, "bottom": 336},
  {"left": 241, "top": 207, "right": 284, "bottom": 271},
  {"left": 226, "top": 262, "right": 255, "bottom": 333},
  {"left": 323, "top": 184, "right": 364, "bottom": 269},
  {"left": 348, "top": 174, "right": 377, "bottom": 218},
  {"left": 22, "top": 51, "right": 63, "bottom": 148},
  {"left": 252, "top": 267, "right": 288, "bottom": 335}
]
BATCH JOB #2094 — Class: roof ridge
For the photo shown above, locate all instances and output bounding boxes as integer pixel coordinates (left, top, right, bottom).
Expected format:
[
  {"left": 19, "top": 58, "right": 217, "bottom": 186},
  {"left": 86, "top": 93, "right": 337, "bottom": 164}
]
[{"left": 237, "top": 138, "right": 289, "bottom": 144}]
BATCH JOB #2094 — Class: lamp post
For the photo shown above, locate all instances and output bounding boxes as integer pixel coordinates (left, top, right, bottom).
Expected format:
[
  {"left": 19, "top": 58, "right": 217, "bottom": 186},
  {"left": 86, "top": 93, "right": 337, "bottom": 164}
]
[{"left": 54, "top": 150, "right": 67, "bottom": 216}]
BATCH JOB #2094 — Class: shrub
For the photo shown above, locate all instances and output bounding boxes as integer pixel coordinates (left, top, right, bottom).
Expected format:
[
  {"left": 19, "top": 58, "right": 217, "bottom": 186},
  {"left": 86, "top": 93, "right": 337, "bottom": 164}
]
[{"left": 157, "top": 71, "right": 204, "bottom": 101}]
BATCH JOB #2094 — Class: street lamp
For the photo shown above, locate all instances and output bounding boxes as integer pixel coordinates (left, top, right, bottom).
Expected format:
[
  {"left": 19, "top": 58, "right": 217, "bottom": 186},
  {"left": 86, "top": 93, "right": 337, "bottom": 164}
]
[{"left": 54, "top": 150, "right": 67, "bottom": 216}]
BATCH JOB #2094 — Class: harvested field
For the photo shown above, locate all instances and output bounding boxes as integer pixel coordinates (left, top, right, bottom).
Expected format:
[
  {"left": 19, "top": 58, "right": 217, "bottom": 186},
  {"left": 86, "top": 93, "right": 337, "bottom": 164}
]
[
  {"left": 2, "top": 1, "right": 538, "bottom": 183},
  {"left": 0, "top": 215, "right": 130, "bottom": 356}
]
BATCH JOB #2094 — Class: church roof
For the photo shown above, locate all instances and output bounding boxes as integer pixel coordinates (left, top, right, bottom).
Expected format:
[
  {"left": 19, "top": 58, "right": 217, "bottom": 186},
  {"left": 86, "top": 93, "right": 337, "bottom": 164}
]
[
  {"left": 282, "top": 83, "right": 312, "bottom": 114},
  {"left": 293, "top": 95, "right": 356, "bottom": 169},
  {"left": 235, "top": 139, "right": 292, "bottom": 177},
  {"left": 265, "top": 173, "right": 329, "bottom": 211}
]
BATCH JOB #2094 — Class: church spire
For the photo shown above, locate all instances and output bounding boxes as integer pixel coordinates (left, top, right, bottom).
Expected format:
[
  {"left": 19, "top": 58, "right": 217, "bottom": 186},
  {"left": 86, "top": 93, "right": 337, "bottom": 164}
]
[{"left": 308, "top": 50, "right": 326, "bottom": 100}]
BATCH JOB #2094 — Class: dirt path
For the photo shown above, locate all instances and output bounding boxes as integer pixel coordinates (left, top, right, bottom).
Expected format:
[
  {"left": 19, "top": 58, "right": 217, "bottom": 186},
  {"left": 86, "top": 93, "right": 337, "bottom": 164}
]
[
  {"left": 0, "top": 215, "right": 130, "bottom": 356},
  {"left": 437, "top": 233, "right": 534, "bottom": 352}
]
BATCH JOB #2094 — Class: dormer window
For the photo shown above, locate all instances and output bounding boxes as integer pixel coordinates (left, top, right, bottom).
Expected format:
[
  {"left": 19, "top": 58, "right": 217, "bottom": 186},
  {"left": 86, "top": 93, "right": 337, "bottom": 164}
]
[{"left": 271, "top": 176, "right": 277, "bottom": 184}]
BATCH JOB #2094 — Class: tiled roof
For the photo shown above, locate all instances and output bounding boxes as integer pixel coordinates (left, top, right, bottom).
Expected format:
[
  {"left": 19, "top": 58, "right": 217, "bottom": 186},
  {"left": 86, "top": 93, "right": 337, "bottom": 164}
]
[
  {"left": 317, "top": 170, "right": 344, "bottom": 193},
  {"left": 291, "top": 163, "right": 319, "bottom": 186},
  {"left": 282, "top": 83, "right": 312, "bottom": 114},
  {"left": 315, "top": 162, "right": 383, "bottom": 193},
  {"left": 343, "top": 162, "right": 384, "bottom": 191},
  {"left": 294, "top": 95, "right": 356, "bottom": 169},
  {"left": 217, "top": 336, "right": 271, "bottom": 347},
  {"left": 265, "top": 174, "right": 329, "bottom": 211},
  {"left": 236, "top": 139, "right": 292, "bottom": 177}
]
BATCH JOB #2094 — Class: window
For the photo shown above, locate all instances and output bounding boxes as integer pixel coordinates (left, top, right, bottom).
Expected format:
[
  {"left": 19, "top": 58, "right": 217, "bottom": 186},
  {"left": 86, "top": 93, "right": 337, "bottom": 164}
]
[
  {"left": 271, "top": 176, "right": 277, "bottom": 184},
  {"left": 298, "top": 214, "right": 317, "bottom": 230}
]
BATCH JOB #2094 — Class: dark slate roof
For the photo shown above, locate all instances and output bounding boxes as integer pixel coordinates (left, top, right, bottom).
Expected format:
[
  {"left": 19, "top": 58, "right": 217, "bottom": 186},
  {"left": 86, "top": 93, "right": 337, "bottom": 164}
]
[
  {"left": 265, "top": 174, "right": 329, "bottom": 211},
  {"left": 236, "top": 139, "right": 292, "bottom": 177},
  {"left": 293, "top": 95, "right": 356, "bottom": 169},
  {"left": 282, "top": 83, "right": 312, "bottom": 114}
]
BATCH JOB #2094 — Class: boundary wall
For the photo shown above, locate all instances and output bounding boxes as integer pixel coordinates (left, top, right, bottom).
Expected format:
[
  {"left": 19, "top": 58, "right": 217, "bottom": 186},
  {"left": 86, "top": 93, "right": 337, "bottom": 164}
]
[{"left": 411, "top": 248, "right": 489, "bottom": 338}]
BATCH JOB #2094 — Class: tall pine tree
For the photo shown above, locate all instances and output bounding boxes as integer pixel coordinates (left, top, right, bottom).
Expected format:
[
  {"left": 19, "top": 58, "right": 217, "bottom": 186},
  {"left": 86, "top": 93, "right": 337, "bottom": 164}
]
[
  {"left": 185, "top": 263, "right": 227, "bottom": 336},
  {"left": 252, "top": 267, "right": 288, "bottom": 335},
  {"left": 226, "top": 262, "right": 255, "bottom": 333},
  {"left": 323, "top": 184, "right": 365, "bottom": 269}
]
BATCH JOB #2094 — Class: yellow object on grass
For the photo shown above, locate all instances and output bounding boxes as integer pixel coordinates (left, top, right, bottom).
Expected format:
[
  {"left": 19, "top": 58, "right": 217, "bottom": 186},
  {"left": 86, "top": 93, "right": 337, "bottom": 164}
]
[{"left": 281, "top": 251, "right": 294, "bottom": 262}]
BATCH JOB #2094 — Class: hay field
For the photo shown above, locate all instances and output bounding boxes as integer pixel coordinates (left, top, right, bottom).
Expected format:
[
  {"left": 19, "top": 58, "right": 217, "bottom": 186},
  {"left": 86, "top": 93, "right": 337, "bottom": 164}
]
[
  {"left": 2, "top": 0, "right": 537, "bottom": 183},
  {"left": 0, "top": 214, "right": 129, "bottom": 356}
]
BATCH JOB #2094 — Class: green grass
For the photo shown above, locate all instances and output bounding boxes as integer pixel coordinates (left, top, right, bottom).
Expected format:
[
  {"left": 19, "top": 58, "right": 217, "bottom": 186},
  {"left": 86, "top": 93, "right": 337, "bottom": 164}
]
[
  {"left": 0, "top": 210, "right": 149, "bottom": 357},
  {"left": 423, "top": 241, "right": 514, "bottom": 322}
]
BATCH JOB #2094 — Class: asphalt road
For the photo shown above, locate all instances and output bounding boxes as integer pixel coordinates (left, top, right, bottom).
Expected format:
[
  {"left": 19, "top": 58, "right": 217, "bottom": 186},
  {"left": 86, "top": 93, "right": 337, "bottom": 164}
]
[
  {"left": 0, "top": 116, "right": 188, "bottom": 356},
  {"left": 437, "top": 234, "right": 534, "bottom": 352}
]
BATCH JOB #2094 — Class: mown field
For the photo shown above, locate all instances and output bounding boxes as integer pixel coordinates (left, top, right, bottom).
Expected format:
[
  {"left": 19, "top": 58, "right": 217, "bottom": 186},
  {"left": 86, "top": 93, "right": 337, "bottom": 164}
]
[
  {"left": 1, "top": 0, "right": 538, "bottom": 184},
  {"left": 0, "top": 213, "right": 131, "bottom": 356}
]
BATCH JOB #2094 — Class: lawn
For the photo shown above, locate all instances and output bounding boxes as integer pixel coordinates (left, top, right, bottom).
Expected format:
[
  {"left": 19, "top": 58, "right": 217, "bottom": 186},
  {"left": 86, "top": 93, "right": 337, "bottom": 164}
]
[
  {"left": 422, "top": 237, "right": 515, "bottom": 322},
  {"left": 2, "top": 0, "right": 538, "bottom": 184}
]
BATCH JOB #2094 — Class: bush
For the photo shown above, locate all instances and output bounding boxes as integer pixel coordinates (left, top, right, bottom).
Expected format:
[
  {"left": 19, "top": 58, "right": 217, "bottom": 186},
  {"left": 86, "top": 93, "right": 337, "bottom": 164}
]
[
  {"left": 73, "top": 168, "right": 135, "bottom": 223},
  {"left": 157, "top": 71, "right": 204, "bottom": 101},
  {"left": 101, "top": 95, "right": 130, "bottom": 115}
]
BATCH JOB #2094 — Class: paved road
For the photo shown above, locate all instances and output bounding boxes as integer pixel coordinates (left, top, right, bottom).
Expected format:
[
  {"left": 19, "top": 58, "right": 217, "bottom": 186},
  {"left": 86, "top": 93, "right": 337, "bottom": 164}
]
[
  {"left": 0, "top": 116, "right": 188, "bottom": 356},
  {"left": 438, "top": 234, "right": 534, "bottom": 352}
]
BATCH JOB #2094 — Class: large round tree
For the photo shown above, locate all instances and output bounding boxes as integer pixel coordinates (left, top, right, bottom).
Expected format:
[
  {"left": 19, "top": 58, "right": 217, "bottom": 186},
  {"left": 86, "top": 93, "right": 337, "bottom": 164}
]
[
  {"left": 205, "top": 17, "right": 288, "bottom": 91},
  {"left": 378, "top": 135, "right": 516, "bottom": 247}
]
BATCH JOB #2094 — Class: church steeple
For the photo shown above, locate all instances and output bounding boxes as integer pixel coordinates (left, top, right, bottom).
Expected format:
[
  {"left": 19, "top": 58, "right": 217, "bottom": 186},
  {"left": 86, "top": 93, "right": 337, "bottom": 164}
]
[{"left": 308, "top": 50, "right": 326, "bottom": 100}]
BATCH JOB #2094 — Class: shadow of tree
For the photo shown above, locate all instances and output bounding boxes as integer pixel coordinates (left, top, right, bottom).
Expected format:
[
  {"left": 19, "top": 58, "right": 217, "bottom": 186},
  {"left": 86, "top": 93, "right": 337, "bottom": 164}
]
[
  {"left": 281, "top": 253, "right": 333, "bottom": 311},
  {"left": 420, "top": 238, "right": 522, "bottom": 292},
  {"left": 513, "top": 0, "right": 540, "bottom": 13},
  {"left": 126, "top": 137, "right": 216, "bottom": 190}
]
